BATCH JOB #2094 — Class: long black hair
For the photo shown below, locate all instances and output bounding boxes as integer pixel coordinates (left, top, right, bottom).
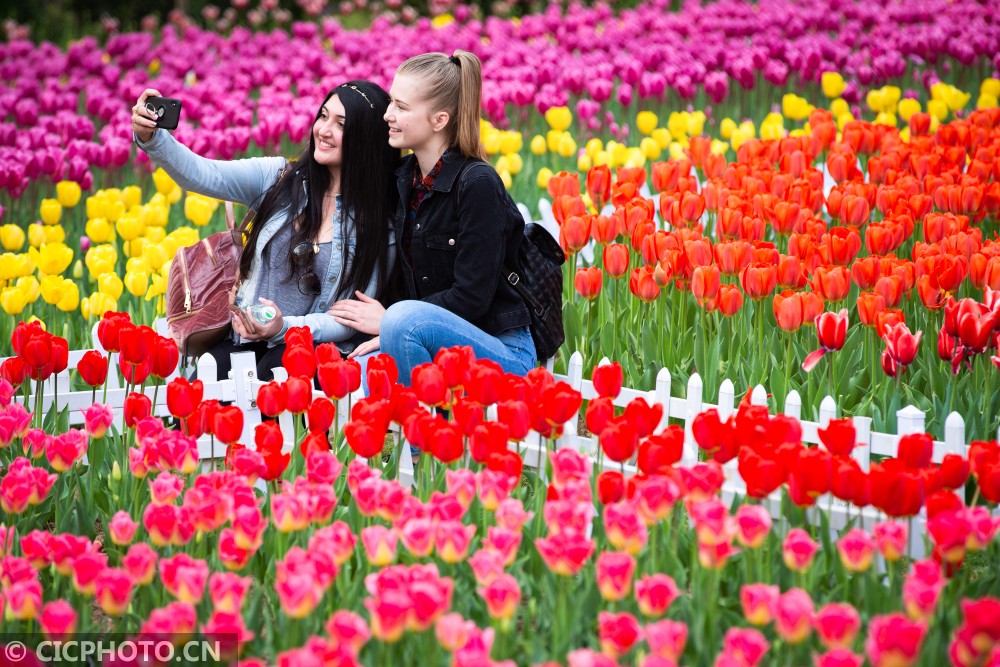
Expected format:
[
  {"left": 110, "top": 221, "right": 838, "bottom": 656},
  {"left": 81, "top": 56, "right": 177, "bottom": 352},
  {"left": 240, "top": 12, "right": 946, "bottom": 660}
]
[{"left": 238, "top": 80, "right": 399, "bottom": 302}]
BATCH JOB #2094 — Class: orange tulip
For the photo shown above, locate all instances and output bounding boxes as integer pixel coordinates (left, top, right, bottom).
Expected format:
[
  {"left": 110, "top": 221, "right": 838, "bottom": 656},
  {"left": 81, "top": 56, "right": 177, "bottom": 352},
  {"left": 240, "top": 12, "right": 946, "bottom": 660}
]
[
  {"left": 740, "top": 262, "right": 777, "bottom": 301},
  {"left": 840, "top": 195, "right": 870, "bottom": 227},
  {"left": 616, "top": 166, "right": 647, "bottom": 189},
  {"left": 552, "top": 195, "right": 587, "bottom": 226},
  {"left": 586, "top": 165, "right": 612, "bottom": 210},
  {"left": 874, "top": 275, "right": 904, "bottom": 308},
  {"left": 561, "top": 215, "right": 591, "bottom": 253},
  {"left": 603, "top": 243, "right": 630, "bottom": 279},
  {"left": 822, "top": 226, "right": 862, "bottom": 266},
  {"left": 826, "top": 149, "right": 860, "bottom": 183},
  {"left": 850, "top": 257, "right": 881, "bottom": 291},
  {"left": 651, "top": 159, "right": 692, "bottom": 193},
  {"left": 812, "top": 265, "right": 851, "bottom": 303},
  {"left": 983, "top": 256, "right": 1000, "bottom": 290},
  {"left": 629, "top": 266, "right": 660, "bottom": 302},
  {"left": 717, "top": 208, "right": 742, "bottom": 239},
  {"left": 591, "top": 214, "right": 618, "bottom": 245},
  {"left": 691, "top": 265, "right": 721, "bottom": 304},
  {"left": 653, "top": 258, "right": 674, "bottom": 287},
  {"left": 547, "top": 171, "right": 580, "bottom": 199},
  {"left": 916, "top": 274, "right": 945, "bottom": 310},
  {"left": 740, "top": 215, "right": 766, "bottom": 242},
  {"left": 773, "top": 290, "right": 805, "bottom": 333},
  {"left": 611, "top": 180, "right": 639, "bottom": 208},
  {"left": 909, "top": 112, "right": 931, "bottom": 137},
  {"left": 680, "top": 192, "right": 706, "bottom": 225},
  {"left": 685, "top": 237, "right": 714, "bottom": 269},
  {"left": 801, "top": 291, "right": 825, "bottom": 325},
  {"left": 687, "top": 136, "right": 712, "bottom": 171},
  {"left": 714, "top": 240, "right": 754, "bottom": 276},
  {"left": 777, "top": 254, "right": 804, "bottom": 289},
  {"left": 575, "top": 267, "right": 603, "bottom": 300},
  {"left": 856, "top": 291, "right": 887, "bottom": 327},
  {"left": 865, "top": 220, "right": 900, "bottom": 255},
  {"left": 934, "top": 254, "right": 969, "bottom": 293},
  {"left": 716, "top": 284, "right": 744, "bottom": 317},
  {"left": 767, "top": 201, "right": 802, "bottom": 236},
  {"left": 631, "top": 220, "right": 656, "bottom": 256}
]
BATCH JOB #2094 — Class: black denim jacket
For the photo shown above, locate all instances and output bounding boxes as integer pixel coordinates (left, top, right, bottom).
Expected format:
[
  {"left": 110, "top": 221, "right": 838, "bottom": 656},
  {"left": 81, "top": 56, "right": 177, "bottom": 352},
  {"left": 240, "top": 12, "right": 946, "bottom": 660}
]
[{"left": 393, "top": 151, "right": 531, "bottom": 335}]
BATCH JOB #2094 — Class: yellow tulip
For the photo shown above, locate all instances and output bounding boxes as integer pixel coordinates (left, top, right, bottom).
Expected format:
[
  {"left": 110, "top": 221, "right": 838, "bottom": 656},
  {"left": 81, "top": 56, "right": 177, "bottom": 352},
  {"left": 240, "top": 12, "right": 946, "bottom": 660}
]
[
  {"left": 636, "top": 110, "right": 658, "bottom": 135},
  {"left": 141, "top": 243, "right": 167, "bottom": 272},
  {"left": 122, "top": 185, "right": 143, "bottom": 209},
  {"left": 640, "top": 137, "right": 661, "bottom": 160},
  {"left": 686, "top": 111, "right": 706, "bottom": 137},
  {"left": 874, "top": 111, "right": 897, "bottom": 127},
  {"left": 39, "top": 275, "right": 65, "bottom": 305},
  {"left": 557, "top": 134, "right": 577, "bottom": 158},
  {"left": 184, "top": 195, "right": 215, "bottom": 227},
  {"left": 0, "top": 287, "right": 26, "bottom": 315},
  {"left": 536, "top": 167, "right": 553, "bottom": 190},
  {"left": 499, "top": 132, "right": 522, "bottom": 154},
  {"left": 152, "top": 168, "right": 179, "bottom": 197},
  {"left": 983, "top": 78, "right": 1000, "bottom": 98},
  {"left": 624, "top": 147, "right": 646, "bottom": 168},
  {"left": 821, "top": 72, "right": 846, "bottom": 99},
  {"left": 81, "top": 291, "right": 117, "bottom": 320},
  {"left": 1, "top": 254, "right": 34, "bottom": 282},
  {"left": 104, "top": 198, "right": 125, "bottom": 223},
  {"left": 17, "top": 276, "right": 40, "bottom": 303},
  {"left": 505, "top": 153, "right": 523, "bottom": 175},
  {"left": 29, "top": 243, "right": 74, "bottom": 277},
  {"left": 40, "top": 199, "right": 62, "bottom": 226},
  {"left": 836, "top": 112, "right": 855, "bottom": 131},
  {"left": 585, "top": 138, "right": 604, "bottom": 156},
  {"left": 881, "top": 86, "right": 901, "bottom": 113},
  {"left": 611, "top": 142, "right": 631, "bottom": 167},
  {"left": 944, "top": 87, "right": 970, "bottom": 112},
  {"left": 0, "top": 224, "right": 25, "bottom": 251},
  {"left": 650, "top": 128, "right": 671, "bottom": 150},
  {"left": 167, "top": 227, "right": 200, "bottom": 249},
  {"left": 483, "top": 130, "right": 502, "bottom": 155},
  {"left": 760, "top": 122, "right": 784, "bottom": 141},
  {"left": 530, "top": 135, "right": 547, "bottom": 155},
  {"left": 145, "top": 273, "right": 168, "bottom": 305},
  {"left": 577, "top": 153, "right": 593, "bottom": 172},
  {"left": 126, "top": 257, "right": 151, "bottom": 274},
  {"left": 592, "top": 150, "right": 611, "bottom": 167},
  {"left": 830, "top": 98, "right": 850, "bottom": 118},
  {"left": 927, "top": 99, "right": 949, "bottom": 122},
  {"left": 899, "top": 127, "right": 911, "bottom": 143},
  {"left": 56, "top": 279, "right": 79, "bottom": 312},
  {"left": 497, "top": 169, "right": 512, "bottom": 190},
  {"left": 55, "top": 181, "right": 82, "bottom": 208},
  {"left": 930, "top": 82, "right": 948, "bottom": 101},
  {"left": 781, "top": 94, "right": 811, "bottom": 121},
  {"left": 495, "top": 156, "right": 510, "bottom": 174},
  {"left": 85, "top": 244, "right": 118, "bottom": 278},
  {"left": 85, "top": 218, "right": 114, "bottom": 243},
  {"left": 979, "top": 93, "right": 999, "bottom": 110},
  {"left": 98, "top": 273, "right": 124, "bottom": 300},
  {"left": 125, "top": 237, "right": 148, "bottom": 259},
  {"left": 667, "top": 111, "right": 689, "bottom": 140},
  {"left": 544, "top": 106, "right": 572, "bottom": 132},
  {"left": 115, "top": 213, "right": 144, "bottom": 241},
  {"left": 667, "top": 142, "right": 687, "bottom": 160},
  {"left": 71, "top": 259, "right": 83, "bottom": 279},
  {"left": 546, "top": 129, "right": 564, "bottom": 153},
  {"left": 124, "top": 269, "right": 150, "bottom": 297},
  {"left": 85, "top": 194, "right": 105, "bottom": 220},
  {"left": 898, "top": 98, "right": 921, "bottom": 122},
  {"left": 144, "top": 226, "right": 166, "bottom": 244},
  {"left": 710, "top": 139, "right": 729, "bottom": 156},
  {"left": 145, "top": 202, "right": 170, "bottom": 228},
  {"left": 719, "top": 118, "right": 737, "bottom": 140}
]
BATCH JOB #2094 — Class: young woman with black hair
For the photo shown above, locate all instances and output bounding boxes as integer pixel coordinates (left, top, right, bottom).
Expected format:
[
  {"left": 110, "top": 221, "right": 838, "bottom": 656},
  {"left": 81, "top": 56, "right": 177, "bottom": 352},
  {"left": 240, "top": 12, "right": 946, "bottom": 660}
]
[
  {"left": 329, "top": 52, "right": 536, "bottom": 389},
  {"left": 131, "top": 81, "right": 399, "bottom": 381}
]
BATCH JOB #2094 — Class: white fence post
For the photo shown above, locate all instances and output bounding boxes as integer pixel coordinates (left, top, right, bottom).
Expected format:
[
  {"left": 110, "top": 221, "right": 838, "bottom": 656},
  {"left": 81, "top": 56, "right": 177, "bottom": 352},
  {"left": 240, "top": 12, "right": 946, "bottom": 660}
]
[
  {"left": 654, "top": 368, "right": 671, "bottom": 433},
  {"left": 750, "top": 384, "right": 768, "bottom": 407},
  {"left": 818, "top": 395, "right": 837, "bottom": 427},
  {"left": 683, "top": 374, "right": 703, "bottom": 464},
  {"left": 784, "top": 390, "right": 802, "bottom": 421},
  {"left": 717, "top": 379, "right": 735, "bottom": 421},
  {"left": 896, "top": 404, "right": 927, "bottom": 558}
]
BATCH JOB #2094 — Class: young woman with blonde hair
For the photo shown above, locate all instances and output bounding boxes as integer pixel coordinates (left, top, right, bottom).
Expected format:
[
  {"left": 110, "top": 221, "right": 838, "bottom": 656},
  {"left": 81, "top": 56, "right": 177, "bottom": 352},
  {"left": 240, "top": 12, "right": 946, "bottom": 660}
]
[{"left": 330, "top": 51, "right": 536, "bottom": 384}]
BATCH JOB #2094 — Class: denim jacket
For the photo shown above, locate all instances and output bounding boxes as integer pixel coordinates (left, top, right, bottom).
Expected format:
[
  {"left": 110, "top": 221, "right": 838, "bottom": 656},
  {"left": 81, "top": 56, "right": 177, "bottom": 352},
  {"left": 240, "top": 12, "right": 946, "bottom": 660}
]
[{"left": 137, "top": 130, "right": 395, "bottom": 347}]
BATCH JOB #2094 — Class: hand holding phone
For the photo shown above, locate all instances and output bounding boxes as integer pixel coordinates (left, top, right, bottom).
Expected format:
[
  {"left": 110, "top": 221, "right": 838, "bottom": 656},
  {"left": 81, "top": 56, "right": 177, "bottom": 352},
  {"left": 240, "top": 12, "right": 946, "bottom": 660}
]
[{"left": 143, "top": 96, "right": 182, "bottom": 130}]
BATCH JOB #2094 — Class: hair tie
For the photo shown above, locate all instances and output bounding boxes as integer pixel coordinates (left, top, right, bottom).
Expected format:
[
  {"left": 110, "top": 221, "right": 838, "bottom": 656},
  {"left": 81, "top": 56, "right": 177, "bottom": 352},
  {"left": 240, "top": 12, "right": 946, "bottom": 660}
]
[{"left": 449, "top": 55, "right": 461, "bottom": 67}]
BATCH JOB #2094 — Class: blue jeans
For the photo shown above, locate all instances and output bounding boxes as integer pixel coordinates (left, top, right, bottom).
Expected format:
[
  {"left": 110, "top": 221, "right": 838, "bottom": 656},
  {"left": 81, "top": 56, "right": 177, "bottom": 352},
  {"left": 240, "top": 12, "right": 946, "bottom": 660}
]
[{"left": 359, "top": 300, "right": 536, "bottom": 387}]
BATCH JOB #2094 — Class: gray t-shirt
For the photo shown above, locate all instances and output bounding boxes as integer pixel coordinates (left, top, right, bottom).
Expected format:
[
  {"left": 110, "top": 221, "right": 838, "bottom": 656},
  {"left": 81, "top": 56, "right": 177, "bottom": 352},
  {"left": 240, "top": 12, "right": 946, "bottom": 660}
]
[{"left": 253, "top": 222, "right": 333, "bottom": 317}]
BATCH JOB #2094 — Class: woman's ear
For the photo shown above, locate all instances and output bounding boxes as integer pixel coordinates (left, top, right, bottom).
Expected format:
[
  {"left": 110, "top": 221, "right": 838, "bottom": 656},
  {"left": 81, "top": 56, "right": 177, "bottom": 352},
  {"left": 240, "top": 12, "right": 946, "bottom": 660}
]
[{"left": 430, "top": 110, "right": 450, "bottom": 133}]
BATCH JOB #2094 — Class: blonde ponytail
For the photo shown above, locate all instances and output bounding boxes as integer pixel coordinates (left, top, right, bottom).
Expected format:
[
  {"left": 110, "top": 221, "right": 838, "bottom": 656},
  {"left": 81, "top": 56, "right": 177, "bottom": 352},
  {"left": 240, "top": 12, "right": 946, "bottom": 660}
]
[{"left": 397, "top": 50, "right": 486, "bottom": 160}]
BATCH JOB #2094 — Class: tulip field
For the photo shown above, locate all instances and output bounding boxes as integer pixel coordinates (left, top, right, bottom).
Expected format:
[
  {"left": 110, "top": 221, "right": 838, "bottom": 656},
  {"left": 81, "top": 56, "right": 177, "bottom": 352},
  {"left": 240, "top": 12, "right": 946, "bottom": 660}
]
[{"left": 2, "top": 0, "right": 1000, "bottom": 665}]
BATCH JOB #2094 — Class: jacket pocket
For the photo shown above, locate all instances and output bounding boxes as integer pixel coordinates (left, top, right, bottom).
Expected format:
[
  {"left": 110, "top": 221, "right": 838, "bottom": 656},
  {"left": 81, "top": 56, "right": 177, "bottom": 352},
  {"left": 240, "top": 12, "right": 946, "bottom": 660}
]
[{"left": 425, "top": 232, "right": 459, "bottom": 284}]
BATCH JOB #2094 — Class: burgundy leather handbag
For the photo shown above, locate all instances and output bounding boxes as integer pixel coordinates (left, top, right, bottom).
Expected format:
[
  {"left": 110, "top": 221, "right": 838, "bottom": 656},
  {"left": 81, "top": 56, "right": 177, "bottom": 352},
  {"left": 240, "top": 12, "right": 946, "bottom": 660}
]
[{"left": 166, "top": 202, "right": 245, "bottom": 358}]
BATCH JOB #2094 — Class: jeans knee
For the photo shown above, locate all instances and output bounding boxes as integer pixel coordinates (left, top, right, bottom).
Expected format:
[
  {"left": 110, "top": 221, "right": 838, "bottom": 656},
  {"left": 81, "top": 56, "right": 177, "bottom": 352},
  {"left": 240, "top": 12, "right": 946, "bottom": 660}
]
[{"left": 381, "top": 300, "right": 424, "bottom": 347}]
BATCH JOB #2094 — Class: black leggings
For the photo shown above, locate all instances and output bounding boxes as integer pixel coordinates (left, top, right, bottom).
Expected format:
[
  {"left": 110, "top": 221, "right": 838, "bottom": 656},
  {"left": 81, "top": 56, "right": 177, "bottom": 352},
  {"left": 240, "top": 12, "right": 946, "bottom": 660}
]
[{"left": 200, "top": 338, "right": 287, "bottom": 383}]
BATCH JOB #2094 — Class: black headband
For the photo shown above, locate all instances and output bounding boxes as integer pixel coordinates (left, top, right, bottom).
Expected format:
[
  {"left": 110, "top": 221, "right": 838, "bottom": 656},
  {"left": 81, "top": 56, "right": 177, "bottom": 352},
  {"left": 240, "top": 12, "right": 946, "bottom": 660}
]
[{"left": 449, "top": 55, "right": 460, "bottom": 67}]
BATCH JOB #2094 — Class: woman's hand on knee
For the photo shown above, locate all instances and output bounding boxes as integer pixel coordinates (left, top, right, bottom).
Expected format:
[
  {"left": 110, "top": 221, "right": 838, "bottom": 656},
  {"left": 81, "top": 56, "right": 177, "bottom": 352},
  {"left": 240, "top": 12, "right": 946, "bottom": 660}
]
[
  {"left": 348, "top": 336, "right": 380, "bottom": 359},
  {"left": 329, "top": 291, "right": 385, "bottom": 335}
]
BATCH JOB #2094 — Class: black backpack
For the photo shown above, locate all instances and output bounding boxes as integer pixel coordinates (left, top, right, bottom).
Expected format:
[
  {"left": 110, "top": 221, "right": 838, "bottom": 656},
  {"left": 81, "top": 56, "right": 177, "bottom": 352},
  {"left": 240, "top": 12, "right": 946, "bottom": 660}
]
[{"left": 458, "top": 161, "right": 566, "bottom": 362}]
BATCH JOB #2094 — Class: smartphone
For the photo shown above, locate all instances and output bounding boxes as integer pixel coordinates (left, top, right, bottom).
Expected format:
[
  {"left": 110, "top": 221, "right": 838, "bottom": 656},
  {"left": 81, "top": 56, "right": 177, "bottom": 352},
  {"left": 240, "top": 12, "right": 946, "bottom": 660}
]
[{"left": 144, "top": 96, "right": 182, "bottom": 130}]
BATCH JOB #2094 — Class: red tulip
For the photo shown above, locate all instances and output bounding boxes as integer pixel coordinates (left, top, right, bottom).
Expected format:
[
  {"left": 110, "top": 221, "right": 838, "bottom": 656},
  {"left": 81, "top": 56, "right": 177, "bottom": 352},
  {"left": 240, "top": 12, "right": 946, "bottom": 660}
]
[
  {"left": 812, "top": 265, "right": 851, "bottom": 303},
  {"left": 76, "top": 350, "right": 108, "bottom": 387},
  {"left": 586, "top": 164, "right": 612, "bottom": 209},
  {"left": 740, "top": 262, "right": 776, "bottom": 301},
  {"left": 629, "top": 266, "right": 660, "bottom": 302},
  {"left": 818, "top": 418, "right": 857, "bottom": 457},
  {"left": 123, "top": 392, "right": 152, "bottom": 428},
  {"left": 603, "top": 243, "right": 629, "bottom": 278},
  {"left": 284, "top": 377, "right": 312, "bottom": 414},
  {"left": 561, "top": 215, "right": 591, "bottom": 253},
  {"left": 412, "top": 363, "right": 447, "bottom": 407},
  {"left": 150, "top": 336, "right": 179, "bottom": 379},
  {"left": 256, "top": 381, "right": 287, "bottom": 417},
  {"left": 773, "top": 290, "right": 805, "bottom": 333},
  {"left": 282, "top": 344, "right": 317, "bottom": 380},
  {"left": 691, "top": 265, "right": 721, "bottom": 304},
  {"left": 592, "top": 362, "right": 623, "bottom": 399},
  {"left": 802, "top": 309, "right": 849, "bottom": 372},
  {"left": 97, "top": 311, "right": 132, "bottom": 353},
  {"left": 213, "top": 406, "right": 244, "bottom": 445},
  {"left": 716, "top": 284, "right": 744, "bottom": 317},
  {"left": 166, "top": 377, "right": 203, "bottom": 420},
  {"left": 307, "top": 398, "right": 336, "bottom": 433},
  {"left": 597, "top": 471, "right": 625, "bottom": 505},
  {"left": 318, "top": 359, "right": 361, "bottom": 400},
  {"left": 882, "top": 322, "right": 922, "bottom": 368},
  {"left": 897, "top": 433, "right": 933, "bottom": 470},
  {"left": 599, "top": 417, "right": 639, "bottom": 463}
]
